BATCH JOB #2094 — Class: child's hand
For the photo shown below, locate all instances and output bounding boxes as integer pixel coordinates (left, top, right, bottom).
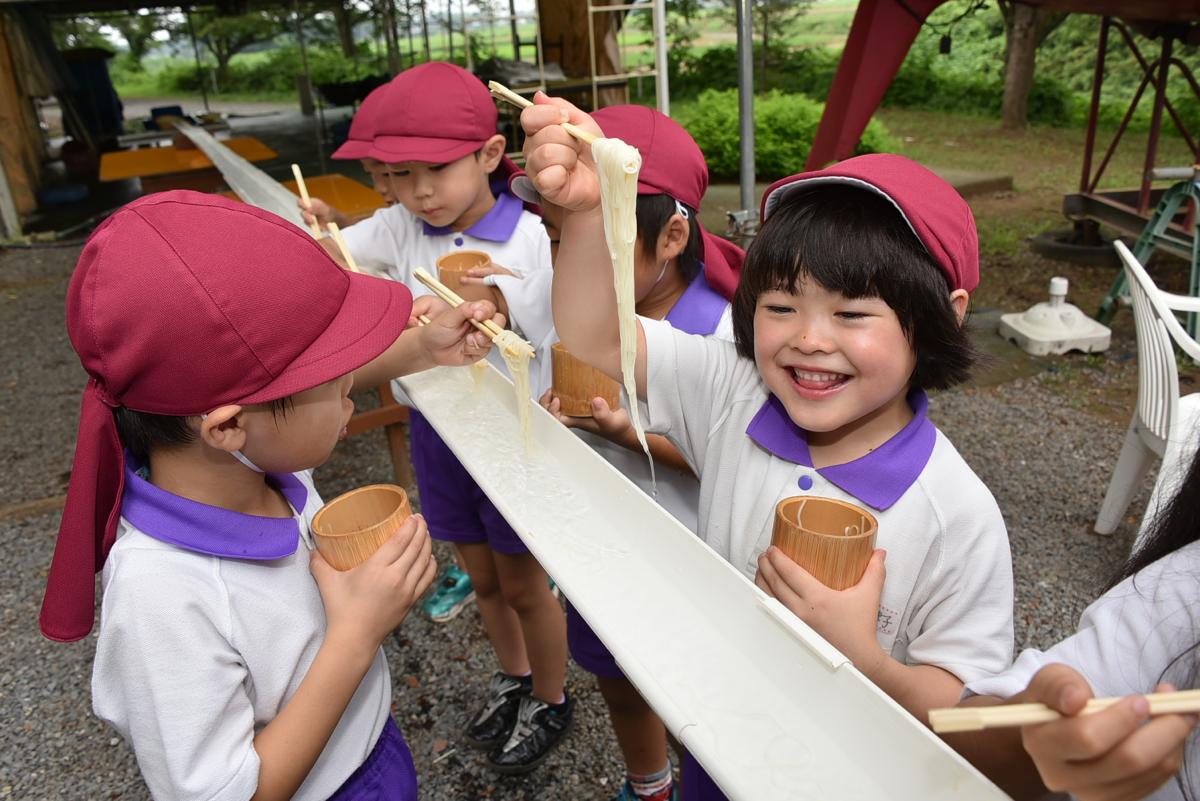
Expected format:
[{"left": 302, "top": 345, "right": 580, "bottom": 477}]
[
  {"left": 1016, "top": 665, "right": 1196, "bottom": 801},
  {"left": 459, "top": 262, "right": 517, "bottom": 285},
  {"left": 521, "top": 93, "right": 603, "bottom": 213},
  {"left": 409, "top": 294, "right": 448, "bottom": 328},
  {"left": 418, "top": 299, "right": 505, "bottom": 366},
  {"left": 755, "top": 546, "right": 888, "bottom": 671},
  {"left": 298, "top": 196, "right": 341, "bottom": 229},
  {"left": 310, "top": 514, "right": 437, "bottom": 653},
  {"left": 538, "top": 389, "right": 635, "bottom": 446}
]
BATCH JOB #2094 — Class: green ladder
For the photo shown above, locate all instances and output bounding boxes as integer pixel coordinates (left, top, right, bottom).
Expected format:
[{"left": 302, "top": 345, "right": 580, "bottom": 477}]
[{"left": 1097, "top": 168, "right": 1200, "bottom": 331}]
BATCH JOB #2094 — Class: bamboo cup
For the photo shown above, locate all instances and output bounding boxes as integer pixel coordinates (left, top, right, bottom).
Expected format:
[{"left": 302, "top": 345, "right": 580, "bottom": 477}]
[
  {"left": 551, "top": 342, "right": 621, "bottom": 417},
  {"left": 437, "top": 250, "right": 500, "bottom": 306},
  {"left": 770, "top": 496, "right": 878, "bottom": 590},
  {"left": 310, "top": 484, "right": 412, "bottom": 571}
]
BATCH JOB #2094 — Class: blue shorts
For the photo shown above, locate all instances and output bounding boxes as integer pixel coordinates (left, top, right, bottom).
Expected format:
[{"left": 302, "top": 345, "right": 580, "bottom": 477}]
[
  {"left": 327, "top": 718, "right": 417, "bottom": 801},
  {"left": 409, "top": 410, "right": 529, "bottom": 555},
  {"left": 566, "top": 601, "right": 623, "bottom": 678}
]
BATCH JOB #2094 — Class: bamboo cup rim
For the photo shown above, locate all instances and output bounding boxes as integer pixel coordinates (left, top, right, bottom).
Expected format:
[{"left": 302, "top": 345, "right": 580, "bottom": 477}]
[
  {"left": 437, "top": 250, "right": 491, "bottom": 272},
  {"left": 311, "top": 484, "right": 410, "bottom": 540},
  {"left": 774, "top": 496, "right": 878, "bottom": 541}
]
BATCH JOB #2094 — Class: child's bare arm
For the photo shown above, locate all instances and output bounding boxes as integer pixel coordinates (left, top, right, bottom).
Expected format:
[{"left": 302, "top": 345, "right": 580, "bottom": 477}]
[
  {"left": 755, "top": 547, "right": 964, "bottom": 722},
  {"left": 250, "top": 516, "right": 436, "bottom": 801},
  {"left": 522, "top": 96, "right": 648, "bottom": 400},
  {"left": 350, "top": 299, "right": 503, "bottom": 391}
]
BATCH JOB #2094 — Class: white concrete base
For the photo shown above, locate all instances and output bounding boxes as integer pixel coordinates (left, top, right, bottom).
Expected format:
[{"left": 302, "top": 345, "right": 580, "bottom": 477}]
[{"left": 998, "top": 277, "right": 1112, "bottom": 356}]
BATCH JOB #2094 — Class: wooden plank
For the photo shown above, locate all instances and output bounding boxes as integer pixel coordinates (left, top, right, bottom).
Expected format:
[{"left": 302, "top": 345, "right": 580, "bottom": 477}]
[{"left": 99, "top": 136, "right": 277, "bottom": 181}]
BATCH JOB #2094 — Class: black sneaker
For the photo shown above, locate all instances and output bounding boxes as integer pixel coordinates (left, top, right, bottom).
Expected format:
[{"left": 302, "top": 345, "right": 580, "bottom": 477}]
[
  {"left": 485, "top": 692, "right": 573, "bottom": 775},
  {"left": 464, "top": 672, "right": 532, "bottom": 750}
]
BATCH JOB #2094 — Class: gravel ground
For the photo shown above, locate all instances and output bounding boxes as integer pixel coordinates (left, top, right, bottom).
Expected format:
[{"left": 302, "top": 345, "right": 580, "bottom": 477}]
[{"left": 0, "top": 242, "right": 1151, "bottom": 800}]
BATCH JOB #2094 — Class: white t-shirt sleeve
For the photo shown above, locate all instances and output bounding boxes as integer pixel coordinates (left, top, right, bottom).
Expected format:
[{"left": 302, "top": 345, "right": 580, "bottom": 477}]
[
  {"left": 901, "top": 474, "right": 1015, "bottom": 684},
  {"left": 966, "top": 541, "right": 1200, "bottom": 701},
  {"left": 340, "top": 207, "right": 408, "bottom": 280},
  {"left": 93, "top": 552, "right": 260, "bottom": 801},
  {"left": 494, "top": 268, "right": 554, "bottom": 346},
  {"left": 641, "top": 316, "right": 751, "bottom": 474}
]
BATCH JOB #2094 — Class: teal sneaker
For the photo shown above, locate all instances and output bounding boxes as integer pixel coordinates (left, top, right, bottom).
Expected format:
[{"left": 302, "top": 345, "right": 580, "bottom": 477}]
[
  {"left": 609, "top": 781, "right": 677, "bottom": 801},
  {"left": 421, "top": 564, "right": 475, "bottom": 622}
]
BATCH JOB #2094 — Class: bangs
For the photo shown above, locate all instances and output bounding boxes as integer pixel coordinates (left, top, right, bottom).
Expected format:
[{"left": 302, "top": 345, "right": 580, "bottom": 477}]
[{"left": 753, "top": 184, "right": 940, "bottom": 301}]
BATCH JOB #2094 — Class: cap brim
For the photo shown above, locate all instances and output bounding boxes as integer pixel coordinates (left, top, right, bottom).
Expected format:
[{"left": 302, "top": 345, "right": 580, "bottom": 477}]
[
  {"left": 367, "top": 135, "right": 484, "bottom": 165},
  {"left": 239, "top": 270, "right": 412, "bottom": 404},
  {"left": 331, "top": 139, "right": 373, "bottom": 160}
]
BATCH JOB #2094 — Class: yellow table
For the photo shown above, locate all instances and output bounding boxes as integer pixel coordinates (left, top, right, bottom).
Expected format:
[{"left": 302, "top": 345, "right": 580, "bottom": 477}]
[
  {"left": 100, "top": 136, "right": 277, "bottom": 193},
  {"left": 281, "top": 173, "right": 385, "bottom": 218}
]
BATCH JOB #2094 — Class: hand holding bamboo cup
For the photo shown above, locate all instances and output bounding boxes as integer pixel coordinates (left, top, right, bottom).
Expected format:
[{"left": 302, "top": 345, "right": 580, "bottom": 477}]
[
  {"left": 770, "top": 496, "right": 878, "bottom": 590},
  {"left": 551, "top": 342, "right": 621, "bottom": 418},
  {"left": 929, "top": 689, "right": 1200, "bottom": 733},
  {"left": 291, "top": 163, "right": 324, "bottom": 238},
  {"left": 413, "top": 267, "right": 533, "bottom": 359},
  {"left": 437, "top": 250, "right": 503, "bottom": 306},
  {"left": 311, "top": 484, "right": 413, "bottom": 570}
]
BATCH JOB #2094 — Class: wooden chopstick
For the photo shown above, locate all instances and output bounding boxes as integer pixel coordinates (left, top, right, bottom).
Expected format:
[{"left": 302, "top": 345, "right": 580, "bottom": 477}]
[
  {"left": 326, "top": 222, "right": 361, "bottom": 273},
  {"left": 291, "top": 163, "right": 324, "bottom": 238},
  {"left": 413, "top": 267, "right": 533, "bottom": 358},
  {"left": 487, "top": 81, "right": 598, "bottom": 145},
  {"left": 929, "top": 689, "right": 1200, "bottom": 733}
]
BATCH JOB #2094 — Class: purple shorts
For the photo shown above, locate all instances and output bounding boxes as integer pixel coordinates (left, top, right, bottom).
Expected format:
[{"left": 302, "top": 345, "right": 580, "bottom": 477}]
[
  {"left": 409, "top": 410, "right": 529, "bottom": 555},
  {"left": 566, "top": 601, "right": 623, "bottom": 678},
  {"left": 327, "top": 718, "right": 417, "bottom": 801},
  {"left": 682, "top": 752, "right": 727, "bottom": 801}
]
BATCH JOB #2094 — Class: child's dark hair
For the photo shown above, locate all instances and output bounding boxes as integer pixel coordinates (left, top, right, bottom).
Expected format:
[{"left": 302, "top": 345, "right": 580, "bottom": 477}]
[
  {"left": 114, "top": 398, "right": 294, "bottom": 461},
  {"left": 636, "top": 194, "right": 702, "bottom": 284},
  {"left": 731, "top": 184, "right": 976, "bottom": 391}
]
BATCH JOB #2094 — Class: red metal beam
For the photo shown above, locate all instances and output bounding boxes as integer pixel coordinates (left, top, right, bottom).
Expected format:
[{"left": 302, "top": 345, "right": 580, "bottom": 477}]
[{"left": 806, "top": 0, "right": 950, "bottom": 169}]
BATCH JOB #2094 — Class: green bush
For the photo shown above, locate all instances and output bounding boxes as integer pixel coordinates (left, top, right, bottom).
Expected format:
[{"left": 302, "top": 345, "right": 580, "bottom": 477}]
[{"left": 675, "top": 89, "right": 895, "bottom": 182}]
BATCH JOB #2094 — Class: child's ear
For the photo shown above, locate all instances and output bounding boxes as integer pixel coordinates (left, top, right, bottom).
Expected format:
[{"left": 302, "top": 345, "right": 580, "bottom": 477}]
[
  {"left": 657, "top": 212, "right": 690, "bottom": 262},
  {"left": 949, "top": 289, "right": 970, "bottom": 325},
  {"left": 480, "top": 134, "right": 507, "bottom": 173},
  {"left": 200, "top": 405, "right": 246, "bottom": 454}
]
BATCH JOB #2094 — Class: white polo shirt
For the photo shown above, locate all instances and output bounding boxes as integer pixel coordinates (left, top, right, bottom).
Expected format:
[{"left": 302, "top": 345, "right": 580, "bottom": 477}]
[
  {"left": 965, "top": 540, "right": 1200, "bottom": 801},
  {"left": 340, "top": 191, "right": 551, "bottom": 298},
  {"left": 92, "top": 464, "right": 391, "bottom": 801},
  {"left": 640, "top": 317, "right": 1015, "bottom": 682},
  {"left": 341, "top": 191, "right": 552, "bottom": 399}
]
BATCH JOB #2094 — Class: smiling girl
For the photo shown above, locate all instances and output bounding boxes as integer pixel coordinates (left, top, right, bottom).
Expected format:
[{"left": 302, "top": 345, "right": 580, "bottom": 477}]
[{"left": 522, "top": 98, "right": 1014, "bottom": 800}]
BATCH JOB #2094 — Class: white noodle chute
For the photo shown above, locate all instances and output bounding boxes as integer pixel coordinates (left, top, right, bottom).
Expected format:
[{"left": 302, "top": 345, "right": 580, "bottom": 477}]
[
  {"left": 495, "top": 329, "right": 534, "bottom": 449},
  {"left": 592, "top": 137, "right": 653, "bottom": 486}
]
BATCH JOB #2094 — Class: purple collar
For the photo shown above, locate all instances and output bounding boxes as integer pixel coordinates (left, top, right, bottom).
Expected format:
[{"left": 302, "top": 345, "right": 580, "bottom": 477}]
[
  {"left": 422, "top": 190, "right": 523, "bottom": 242},
  {"left": 745, "top": 391, "right": 936, "bottom": 511},
  {"left": 665, "top": 269, "right": 727, "bottom": 336},
  {"left": 119, "top": 456, "right": 309, "bottom": 559}
]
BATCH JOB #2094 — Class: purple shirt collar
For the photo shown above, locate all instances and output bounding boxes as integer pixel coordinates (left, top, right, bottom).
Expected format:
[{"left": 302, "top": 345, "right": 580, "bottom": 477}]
[
  {"left": 745, "top": 391, "right": 936, "bottom": 511},
  {"left": 665, "top": 269, "right": 727, "bottom": 336},
  {"left": 421, "top": 190, "right": 523, "bottom": 242},
  {"left": 120, "top": 455, "right": 309, "bottom": 559}
]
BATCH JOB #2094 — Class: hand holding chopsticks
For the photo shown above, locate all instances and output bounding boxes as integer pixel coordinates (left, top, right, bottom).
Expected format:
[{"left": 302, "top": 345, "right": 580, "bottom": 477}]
[
  {"left": 291, "top": 163, "right": 323, "bottom": 238},
  {"left": 488, "top": 81, "right": 597, "bottom": 146},
  {"left": 930, "top": 689, "right": 1200, "bottom": 733},
  {"left": 414, "top": 267, "right": 532, "bottom": 359}
]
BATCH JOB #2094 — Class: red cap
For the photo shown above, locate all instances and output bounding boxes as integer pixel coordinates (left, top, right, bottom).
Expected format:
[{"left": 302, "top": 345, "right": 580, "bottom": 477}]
[
  {"left": 368, "top": 62, "right": 497, "bottom": 164},
  {"left": 761, "top": 154, "right": 979, "bottom": 293},
  {"left": 512, "top": 105, "right": 744, "bottom": 300},
  {"left": 41, "top": 191, "right": 413, "bottom": 642},
  {"left": 331, "top": 83, "right": 389, "bottom": 161}
]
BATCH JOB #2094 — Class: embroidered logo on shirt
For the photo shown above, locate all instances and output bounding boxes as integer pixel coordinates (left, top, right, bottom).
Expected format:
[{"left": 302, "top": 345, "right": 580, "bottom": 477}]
[{"left": 876, "top": 604, "right": 900, "bottom": 637}]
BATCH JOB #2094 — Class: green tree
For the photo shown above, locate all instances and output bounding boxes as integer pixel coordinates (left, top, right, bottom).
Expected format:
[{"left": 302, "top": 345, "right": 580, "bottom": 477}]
[
  {"left": 50, "top": 15, "right": 111, "bottom": 50},
  {"left": 190, "top": 10, "right": 286, "bottom": 89},
  {"left": 107, "top": 10, "right": 166, "bottom": 71},
  {"left": 996, "top": 0, "right": 1067, "bottom": 129},
  {"left": 720, "top": 0, "right": 814, "bottom": 87}
]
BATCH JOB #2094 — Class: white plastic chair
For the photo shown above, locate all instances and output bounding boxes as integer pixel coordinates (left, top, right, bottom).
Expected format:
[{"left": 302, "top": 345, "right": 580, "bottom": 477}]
[{"left": 1094, "top": 241, "right": 1200, "bottom": 534}]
